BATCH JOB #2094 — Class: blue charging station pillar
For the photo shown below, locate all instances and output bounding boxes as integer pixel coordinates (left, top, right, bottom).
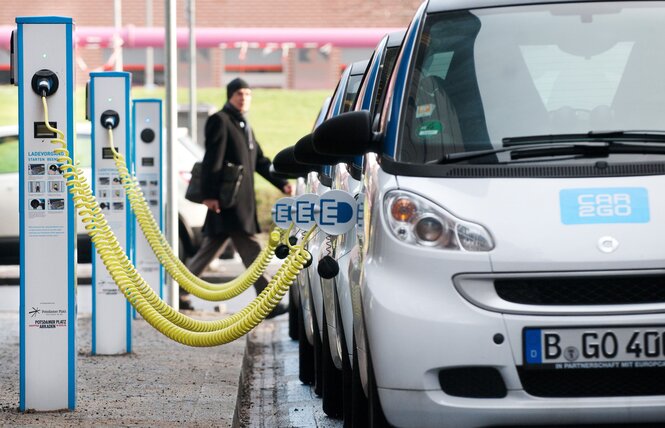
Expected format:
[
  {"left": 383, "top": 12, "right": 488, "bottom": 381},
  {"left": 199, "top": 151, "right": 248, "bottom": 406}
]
[
  {"left": 87, "top": 71, "right": 132, "bottom": 355},
  {"left": 14, "top": 16, "right": 77, "bottom": 412},
  {"left": 132, "top": 99, "right": 164, "bottom": 299}
]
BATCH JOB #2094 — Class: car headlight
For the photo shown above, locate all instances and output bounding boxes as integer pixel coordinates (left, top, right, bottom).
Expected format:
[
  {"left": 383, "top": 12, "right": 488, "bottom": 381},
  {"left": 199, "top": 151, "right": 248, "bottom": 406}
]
[{"left": 384, "top": 190, "right": 494, "bottom": 251}]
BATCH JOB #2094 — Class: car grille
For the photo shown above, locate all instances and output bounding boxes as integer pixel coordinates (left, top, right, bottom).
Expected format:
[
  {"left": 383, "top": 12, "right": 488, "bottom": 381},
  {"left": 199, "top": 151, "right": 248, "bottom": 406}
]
[
  {"left": 495, "top": 275, "right": 665, "bottom": 306},
  {"left": 517, "top": 366, "right": 665, "bottom": 397}
]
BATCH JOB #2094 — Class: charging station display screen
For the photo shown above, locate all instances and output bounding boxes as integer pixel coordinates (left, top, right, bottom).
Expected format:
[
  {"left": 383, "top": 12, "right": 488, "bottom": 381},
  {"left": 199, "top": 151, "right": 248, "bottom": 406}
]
[
  {"left": 102, "top": 147, "right": 119, "bottom": 159},
  {"left": 141, "top": 157, "right": 154, "bottom": 166},
  {"left": 33, "top": 121, "right": 57, "bottom": 138}
]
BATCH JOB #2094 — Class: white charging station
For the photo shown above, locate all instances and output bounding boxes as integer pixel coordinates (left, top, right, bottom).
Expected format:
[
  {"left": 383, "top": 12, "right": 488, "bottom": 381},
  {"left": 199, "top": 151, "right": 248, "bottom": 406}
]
[
  {"left": 14, "top": 16, "right": 77, "bottom": 412},
  {"left": 132, "top": 99, "right": 164, "bottom": 299},
  {"left": 87, "top": 71, "right": 132, "bottom": 355}
]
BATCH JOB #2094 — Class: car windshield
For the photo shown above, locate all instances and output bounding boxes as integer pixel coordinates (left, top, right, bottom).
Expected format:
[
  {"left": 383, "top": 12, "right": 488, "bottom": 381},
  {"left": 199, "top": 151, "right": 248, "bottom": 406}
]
[{"left": 398, "top": 2, "right": 665, "bottom": 164}]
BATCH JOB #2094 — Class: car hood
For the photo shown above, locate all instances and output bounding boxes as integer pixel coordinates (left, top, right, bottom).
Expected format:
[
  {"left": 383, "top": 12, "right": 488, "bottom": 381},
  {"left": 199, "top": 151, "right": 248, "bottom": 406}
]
[{"left": 396, "top": 175, "right": 665, "bottom": 272}]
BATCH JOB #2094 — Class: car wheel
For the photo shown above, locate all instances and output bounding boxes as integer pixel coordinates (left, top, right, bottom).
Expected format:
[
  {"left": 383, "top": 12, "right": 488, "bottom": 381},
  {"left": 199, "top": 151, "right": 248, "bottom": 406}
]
[
  {"left": 288, "top": 286, "right": 299, "bottom": 340},
  {"left": 368, "top": 348, "right": 390, "bottom": 428},
  {"left": 311, "top": 293, "right": 324, "bottom": 397},
  {"left": 298, "top": 300, "right": 315, "bottom": 385},
  {"left": 351, "top": 334, "right": 368, "bottom": 428},
  {"left": 337, "top": 305, "right": 353, "bottom": 428},
  {"left": 321, "top": 309, "right": 343, "bottom": 418}
]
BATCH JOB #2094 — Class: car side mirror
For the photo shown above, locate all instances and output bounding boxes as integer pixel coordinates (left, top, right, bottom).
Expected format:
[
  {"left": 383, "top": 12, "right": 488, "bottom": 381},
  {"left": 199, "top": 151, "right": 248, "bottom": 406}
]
[
  {"left": 294, "top": 133, "right": 352, "bottom": 165},
  {"left": 271, "top": 145, "right": 310, "bottom": 179},
  {"left": 312, "top": 110, "right": 377, "bottom": 156}
]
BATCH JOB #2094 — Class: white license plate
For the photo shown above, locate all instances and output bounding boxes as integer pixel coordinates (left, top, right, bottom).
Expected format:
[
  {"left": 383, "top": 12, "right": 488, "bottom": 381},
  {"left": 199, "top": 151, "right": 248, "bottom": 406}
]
[{"left": 523, "top": 326, "right": 665, "bottom": 369}]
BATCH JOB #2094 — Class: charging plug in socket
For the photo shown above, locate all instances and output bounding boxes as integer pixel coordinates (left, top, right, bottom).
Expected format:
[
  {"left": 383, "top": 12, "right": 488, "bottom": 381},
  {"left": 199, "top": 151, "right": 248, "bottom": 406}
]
[
  {"left": 31, "top": 69, "right": 59, "bottom": 97},
  {"left": 100, "top": 110, "right": 120, "bottom": 129}
]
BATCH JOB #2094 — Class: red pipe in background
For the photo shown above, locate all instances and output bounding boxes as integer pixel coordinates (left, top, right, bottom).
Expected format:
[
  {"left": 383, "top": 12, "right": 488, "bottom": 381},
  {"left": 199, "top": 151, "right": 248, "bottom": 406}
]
[{"left": 0, "top": 26, "right": 400, "bottom": 50}]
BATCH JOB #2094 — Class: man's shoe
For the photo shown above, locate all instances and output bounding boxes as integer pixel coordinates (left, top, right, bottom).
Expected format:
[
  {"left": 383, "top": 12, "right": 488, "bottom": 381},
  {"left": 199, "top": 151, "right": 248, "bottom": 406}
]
[
  {"left": 179, "top": 298, "right": 194, "bottom": 311},
  {"left": 265, "top": 302, "right": 289, "bottom": 319}
]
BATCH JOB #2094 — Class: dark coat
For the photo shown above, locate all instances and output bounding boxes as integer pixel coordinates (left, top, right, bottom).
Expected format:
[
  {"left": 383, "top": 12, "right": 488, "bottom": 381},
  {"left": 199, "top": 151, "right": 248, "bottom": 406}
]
[{"left": 200, "top": 102, "right": 287, "bottom": 236}]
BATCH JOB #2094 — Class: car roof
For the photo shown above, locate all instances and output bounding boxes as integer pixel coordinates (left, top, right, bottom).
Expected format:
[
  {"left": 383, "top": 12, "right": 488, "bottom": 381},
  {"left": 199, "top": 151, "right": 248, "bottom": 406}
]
[
  {"left": 427, "top": 0, "right": 622, "bottom": 13},
  {"left": 387, "top": 30, "right": 406, "bottom": 48},
  {"left": 350, "top": 59, "right": 370, "bottom": 76}
]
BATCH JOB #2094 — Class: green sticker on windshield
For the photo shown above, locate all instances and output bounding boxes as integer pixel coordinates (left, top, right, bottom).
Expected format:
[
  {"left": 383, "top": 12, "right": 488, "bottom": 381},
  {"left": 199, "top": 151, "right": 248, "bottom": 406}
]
[{"left": 418, "top": 121, "right": 443, "bottom": 137}]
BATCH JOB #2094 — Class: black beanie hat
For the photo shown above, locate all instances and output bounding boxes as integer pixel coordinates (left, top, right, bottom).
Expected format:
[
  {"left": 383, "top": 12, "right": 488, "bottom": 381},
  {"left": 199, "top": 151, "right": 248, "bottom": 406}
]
[{"left": 227, "top": 77, "right": 250, "bottom": 100}]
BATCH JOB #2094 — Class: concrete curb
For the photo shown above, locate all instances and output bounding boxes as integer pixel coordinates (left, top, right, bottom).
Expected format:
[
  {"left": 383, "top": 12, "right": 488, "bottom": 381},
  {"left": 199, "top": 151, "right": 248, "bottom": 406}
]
[{"left": 232, "top": 335, "right": 254, "bottom": 427}]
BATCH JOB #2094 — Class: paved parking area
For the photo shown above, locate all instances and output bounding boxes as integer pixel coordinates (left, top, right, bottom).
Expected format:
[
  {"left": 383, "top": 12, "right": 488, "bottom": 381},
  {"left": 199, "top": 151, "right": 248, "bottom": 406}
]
[
  {"left": 0, "top": 310, "right": 245, "bottom": 427},
  {"left": 238, "top": 318, "right": 341, "bottom": 428}
]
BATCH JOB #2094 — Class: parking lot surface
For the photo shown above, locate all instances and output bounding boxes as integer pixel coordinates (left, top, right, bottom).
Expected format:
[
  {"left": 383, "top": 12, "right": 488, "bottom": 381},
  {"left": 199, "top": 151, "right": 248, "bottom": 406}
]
[{"left": 0, "top": 309, "right": 244, "bottom": 427}]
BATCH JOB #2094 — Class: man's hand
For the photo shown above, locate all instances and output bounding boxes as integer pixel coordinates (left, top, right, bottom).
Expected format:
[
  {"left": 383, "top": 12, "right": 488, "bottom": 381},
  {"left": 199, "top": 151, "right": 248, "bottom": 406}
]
[
  {"left": 282, "top": 183, "right": 293, "bottom": 195},
  {"left": 203, "top": 199, "right": 221, "bottom": 213}
]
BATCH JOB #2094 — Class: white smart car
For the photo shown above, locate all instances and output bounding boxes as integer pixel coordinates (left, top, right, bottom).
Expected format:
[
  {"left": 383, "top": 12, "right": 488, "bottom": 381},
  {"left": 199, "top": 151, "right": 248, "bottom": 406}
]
[{"left": 313, "top": 0, "right": 665, "bottom": 426}]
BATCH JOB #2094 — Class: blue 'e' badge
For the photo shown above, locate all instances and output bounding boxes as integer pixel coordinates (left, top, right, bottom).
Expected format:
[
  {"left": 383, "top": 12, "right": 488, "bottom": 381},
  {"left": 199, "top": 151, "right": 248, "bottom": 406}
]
[{"left": 560, "top": 187, "right": 650, "bottom": 225}]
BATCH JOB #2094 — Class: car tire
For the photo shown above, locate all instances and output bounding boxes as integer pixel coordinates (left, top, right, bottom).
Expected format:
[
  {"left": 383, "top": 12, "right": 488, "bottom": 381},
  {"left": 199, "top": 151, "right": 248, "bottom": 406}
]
[
  {"left": 321, "top": 309, "right": 343, "bottom": 418},
  {"left": 337, "top": 304, "right": 353, "bottom": 428},
  {"left": 311, "top": 293, "right": 324, "bottom": 397},
  {"left": 368, "top": 348, "right": 390, "bottom": 428},
  {"left": 298, "top": 300, "right": 315, "bottom": 385},
  {"left": 288, "top": 286, "right": 299, "bottom": 340},
  {"left": 351, "top": 334, "right": 368, "bottom": 428}
]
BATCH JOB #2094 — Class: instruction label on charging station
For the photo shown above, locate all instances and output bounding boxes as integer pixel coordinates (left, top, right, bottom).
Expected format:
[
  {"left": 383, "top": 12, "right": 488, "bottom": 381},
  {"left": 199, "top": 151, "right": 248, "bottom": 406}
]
[{"left": 26, "top": 150, "right": 66, "bottom": 231}]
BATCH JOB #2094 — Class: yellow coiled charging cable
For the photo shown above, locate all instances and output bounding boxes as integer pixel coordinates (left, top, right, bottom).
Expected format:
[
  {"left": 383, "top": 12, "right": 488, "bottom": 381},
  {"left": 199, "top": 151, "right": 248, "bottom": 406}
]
[
  {"left": 106, "top": 127, "right": 283, "bottom": 300},
  {"left": 42, "top": 96, "right": 313, "bottom": 346}
]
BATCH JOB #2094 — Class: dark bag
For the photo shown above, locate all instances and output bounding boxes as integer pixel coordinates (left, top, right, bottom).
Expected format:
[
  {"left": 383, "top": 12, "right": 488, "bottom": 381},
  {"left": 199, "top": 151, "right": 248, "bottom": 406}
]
[{"left": 185, "top": 161, "right": 244, "bottom": 208}]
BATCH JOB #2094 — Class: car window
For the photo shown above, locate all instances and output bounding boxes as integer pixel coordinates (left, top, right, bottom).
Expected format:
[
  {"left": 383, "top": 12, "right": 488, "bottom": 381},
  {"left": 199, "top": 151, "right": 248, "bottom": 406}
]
[
  {"left": 0, "top": 133, "right": 92, "bottom": 174},
  {"left": 343, "top": 74, "right": 363, "bottom": 113},
  {"left": 397, "top": 2, "right": 665, "bottom": 164}
]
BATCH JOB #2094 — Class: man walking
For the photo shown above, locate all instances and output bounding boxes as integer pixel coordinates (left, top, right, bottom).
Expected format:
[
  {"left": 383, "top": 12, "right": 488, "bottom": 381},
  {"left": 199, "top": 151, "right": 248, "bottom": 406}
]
[{"left": 184, "top": 77, "right": 292, "bottom": 316}]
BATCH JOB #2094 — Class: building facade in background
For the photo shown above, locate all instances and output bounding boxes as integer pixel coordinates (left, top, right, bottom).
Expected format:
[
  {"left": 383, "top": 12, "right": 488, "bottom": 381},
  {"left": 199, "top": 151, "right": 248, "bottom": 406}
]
[{"left": 0, "top": 0, "right": 420, "bottom": 89}]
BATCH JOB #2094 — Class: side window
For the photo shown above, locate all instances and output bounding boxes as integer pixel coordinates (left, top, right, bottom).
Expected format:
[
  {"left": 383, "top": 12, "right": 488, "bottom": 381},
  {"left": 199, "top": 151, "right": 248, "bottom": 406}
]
[
  {"left": 372, "top": 47, "right": 399, "bottom": 118},
  {"left": 343, "top": 74, "right": 363, "bottom": 113}
]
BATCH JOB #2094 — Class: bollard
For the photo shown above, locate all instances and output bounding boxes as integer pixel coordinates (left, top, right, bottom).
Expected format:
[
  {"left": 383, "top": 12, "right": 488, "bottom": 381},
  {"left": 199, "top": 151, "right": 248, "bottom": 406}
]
[
  {"left": 132, "top": 99, "right": 165, "bottom": 301},
  {"left": 87, "top": 71, "right": 133, "bottom": 355},
  {"left": 13, "top": 16, "right": 77, "bottom": 412}
]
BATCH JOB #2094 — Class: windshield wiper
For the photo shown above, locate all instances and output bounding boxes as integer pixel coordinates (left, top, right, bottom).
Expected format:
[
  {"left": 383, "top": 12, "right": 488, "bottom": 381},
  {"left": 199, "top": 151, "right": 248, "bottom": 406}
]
[
  {"left": 433, "top": 141, "right": 665, "bottom": 164},
  {"left": 503, "top": 131, "right": 665, "bottom": 146}
]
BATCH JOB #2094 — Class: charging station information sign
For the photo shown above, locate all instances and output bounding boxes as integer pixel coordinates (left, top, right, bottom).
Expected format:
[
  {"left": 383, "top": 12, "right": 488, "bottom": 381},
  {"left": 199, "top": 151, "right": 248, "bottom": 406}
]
[
  {"left": 132, "top": 99, "right": 164, "bottom": 298},
  {"left": 88, "top": 71, "right": 132, "bottom": 355},
  {"left": 15, "top": 16, "right": 77, "bottom": 412}
]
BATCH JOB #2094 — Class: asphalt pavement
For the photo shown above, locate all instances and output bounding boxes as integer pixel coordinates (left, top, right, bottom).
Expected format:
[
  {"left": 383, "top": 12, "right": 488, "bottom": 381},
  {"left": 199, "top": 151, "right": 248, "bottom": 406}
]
[
  {"left": 0, "top": 256, "right": 287, "bottom": 427},
  {"left": 237, "top": 318, "right": 341, "bottom": 428}
]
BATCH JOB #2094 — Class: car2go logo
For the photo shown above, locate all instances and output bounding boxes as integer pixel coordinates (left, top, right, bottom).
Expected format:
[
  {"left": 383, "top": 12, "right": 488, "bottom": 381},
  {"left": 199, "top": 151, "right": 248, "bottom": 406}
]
[
  {"left": 560, "top": 187, "right": 650, "bottom": 224},
  {"left": 525, "top": 327, "right": 665, "bottom": 369}
]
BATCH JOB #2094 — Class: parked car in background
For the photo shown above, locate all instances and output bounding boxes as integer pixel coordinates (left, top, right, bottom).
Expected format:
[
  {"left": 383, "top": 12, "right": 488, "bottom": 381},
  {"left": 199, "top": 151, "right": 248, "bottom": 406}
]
[
  {"left": 0, "top": 124, "right": 206, "bottom": 264},
  {"left": 325, "top": 29, "right": 404, "bottom": 427},
  {"left": 292, "top": 58, "right": 369, "bottom": 418}
]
